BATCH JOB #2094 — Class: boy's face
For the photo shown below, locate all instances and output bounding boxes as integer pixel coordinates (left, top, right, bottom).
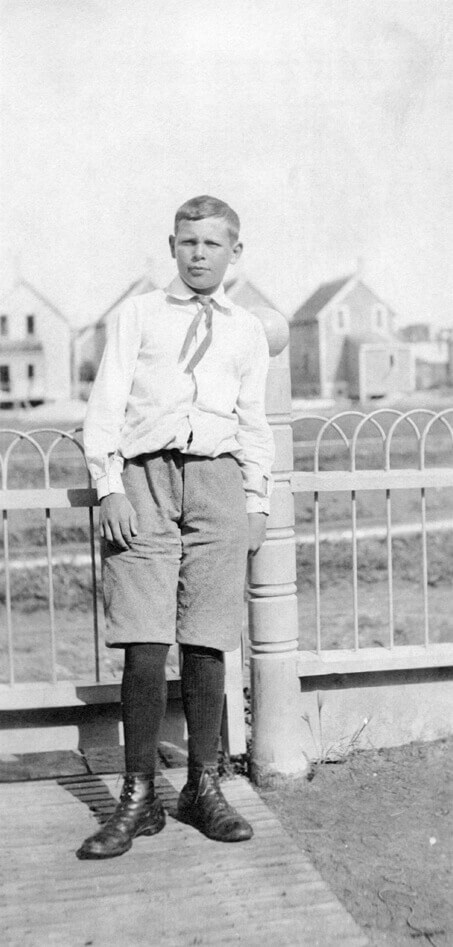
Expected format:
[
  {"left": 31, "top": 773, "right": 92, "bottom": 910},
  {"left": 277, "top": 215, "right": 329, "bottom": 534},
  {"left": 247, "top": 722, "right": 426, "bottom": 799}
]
[{"left": 169, "top": 217, "right": 242, "bottom": 295}]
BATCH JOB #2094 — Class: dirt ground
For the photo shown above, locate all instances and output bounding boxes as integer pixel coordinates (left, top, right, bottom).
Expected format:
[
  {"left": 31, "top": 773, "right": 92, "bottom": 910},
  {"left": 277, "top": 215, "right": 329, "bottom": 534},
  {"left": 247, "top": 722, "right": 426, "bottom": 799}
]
[{"left": 261, "top": 737, "right": 453, "bottom": 947}]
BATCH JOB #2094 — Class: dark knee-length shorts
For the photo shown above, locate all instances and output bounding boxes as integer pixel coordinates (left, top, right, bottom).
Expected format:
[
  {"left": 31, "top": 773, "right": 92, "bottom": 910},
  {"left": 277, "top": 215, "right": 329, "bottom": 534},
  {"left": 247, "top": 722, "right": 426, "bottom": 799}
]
[{"left": 102, "top": 451, "right": 249, "bottom": 652}]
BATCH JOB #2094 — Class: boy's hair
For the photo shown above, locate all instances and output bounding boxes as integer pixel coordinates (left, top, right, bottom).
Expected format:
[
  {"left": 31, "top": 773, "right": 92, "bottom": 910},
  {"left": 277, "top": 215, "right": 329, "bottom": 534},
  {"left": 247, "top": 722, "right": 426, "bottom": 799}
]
[{"left": 174, "top": 196, "right": 240, "bottom": 242}]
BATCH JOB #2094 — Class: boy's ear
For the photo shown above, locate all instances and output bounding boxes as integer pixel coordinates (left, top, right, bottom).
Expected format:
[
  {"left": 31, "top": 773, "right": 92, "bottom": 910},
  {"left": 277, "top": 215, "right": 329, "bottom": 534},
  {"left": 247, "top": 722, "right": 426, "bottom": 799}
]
[
  {"left": 230, "top": 241, "right": 243, "bottom": 266},
  {"left": 169, "top": 234, "right": 176, "bottom": 258}
]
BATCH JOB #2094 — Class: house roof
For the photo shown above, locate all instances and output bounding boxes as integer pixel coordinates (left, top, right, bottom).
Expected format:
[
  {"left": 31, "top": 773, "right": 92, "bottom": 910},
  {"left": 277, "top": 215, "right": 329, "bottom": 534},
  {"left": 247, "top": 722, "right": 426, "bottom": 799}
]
[
  {"left": 0, "top": 279, "right": 69, "bottom": 325},
  {"left": 224, "top": 276, "right": 277, "bottom": 310},
  {"left": 99, "top": 275, "right": 157, "bottom": 323},
  {"left": 291, "top": 275, "right": 353, "bottom": 325}
]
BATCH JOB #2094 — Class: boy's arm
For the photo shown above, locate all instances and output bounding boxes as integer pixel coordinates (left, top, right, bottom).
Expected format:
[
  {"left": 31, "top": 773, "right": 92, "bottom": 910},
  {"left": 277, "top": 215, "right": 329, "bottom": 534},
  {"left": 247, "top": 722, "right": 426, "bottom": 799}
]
[
  {"left": 83, "top": 299, "right": 142, "bottom": 547},
  {"left": 235, "top": 318, "right": 274, "bottom": 551}
]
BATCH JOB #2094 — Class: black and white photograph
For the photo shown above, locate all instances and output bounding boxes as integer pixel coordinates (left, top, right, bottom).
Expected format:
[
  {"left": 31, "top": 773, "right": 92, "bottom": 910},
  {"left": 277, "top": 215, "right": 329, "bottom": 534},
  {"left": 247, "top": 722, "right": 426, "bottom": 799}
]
[{"left": 0, "top": 2, "right": 452, "bottom": 944}]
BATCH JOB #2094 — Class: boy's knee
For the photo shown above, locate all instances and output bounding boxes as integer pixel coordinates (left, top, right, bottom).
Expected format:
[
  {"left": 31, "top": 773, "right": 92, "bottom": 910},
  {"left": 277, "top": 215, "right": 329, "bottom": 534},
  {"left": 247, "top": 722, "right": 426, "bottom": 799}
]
[{"left": 181, "top": 644, "right": 224, "bottom": 663}]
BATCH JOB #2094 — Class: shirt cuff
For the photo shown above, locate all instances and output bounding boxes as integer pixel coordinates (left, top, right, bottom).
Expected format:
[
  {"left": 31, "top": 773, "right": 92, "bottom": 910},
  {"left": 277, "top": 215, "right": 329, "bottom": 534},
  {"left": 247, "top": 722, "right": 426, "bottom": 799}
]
[
  {"left": 245, "top": 494, "right": 270, "bottom": 515},
  {"left": 94, "top": 470, "right": 126, "bottom": 501}
]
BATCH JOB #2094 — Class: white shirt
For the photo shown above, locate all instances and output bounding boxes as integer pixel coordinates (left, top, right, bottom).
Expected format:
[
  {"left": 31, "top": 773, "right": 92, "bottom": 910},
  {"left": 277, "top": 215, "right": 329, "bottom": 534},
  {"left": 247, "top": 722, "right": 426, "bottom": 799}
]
[{"left": 83, "top": 276, "right": 274, "bottom": 513}]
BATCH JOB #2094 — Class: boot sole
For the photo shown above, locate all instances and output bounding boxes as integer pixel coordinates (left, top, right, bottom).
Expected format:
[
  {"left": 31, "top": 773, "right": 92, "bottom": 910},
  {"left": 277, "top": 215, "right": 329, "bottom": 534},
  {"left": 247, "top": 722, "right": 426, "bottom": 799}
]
[{"left": 177, "top": 809, "right": 253, "bottom": 843}]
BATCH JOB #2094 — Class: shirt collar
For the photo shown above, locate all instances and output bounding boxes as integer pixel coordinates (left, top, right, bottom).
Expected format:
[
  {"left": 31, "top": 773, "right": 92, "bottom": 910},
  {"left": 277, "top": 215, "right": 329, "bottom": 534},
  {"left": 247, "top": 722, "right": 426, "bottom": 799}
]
[{"left": 165, "top": 275, "right": 232, "bottom": 312}]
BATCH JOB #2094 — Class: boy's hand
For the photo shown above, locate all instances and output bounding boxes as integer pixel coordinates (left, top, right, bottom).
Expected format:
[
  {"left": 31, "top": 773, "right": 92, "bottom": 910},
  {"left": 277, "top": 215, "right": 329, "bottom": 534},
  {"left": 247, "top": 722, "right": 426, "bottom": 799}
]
[
  {"left": 99, "top": 493, "right": 138, "bottom": 549},
  {"left": 247, "top": 512, "right": 267, "bottom": 555}
]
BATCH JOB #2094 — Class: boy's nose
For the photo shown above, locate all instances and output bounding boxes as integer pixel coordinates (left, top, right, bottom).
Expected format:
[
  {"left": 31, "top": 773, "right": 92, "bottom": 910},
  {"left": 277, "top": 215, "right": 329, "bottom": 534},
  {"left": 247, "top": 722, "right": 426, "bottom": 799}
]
[{"left": 192, "top": 245, "right": 206, "bottom": 260}]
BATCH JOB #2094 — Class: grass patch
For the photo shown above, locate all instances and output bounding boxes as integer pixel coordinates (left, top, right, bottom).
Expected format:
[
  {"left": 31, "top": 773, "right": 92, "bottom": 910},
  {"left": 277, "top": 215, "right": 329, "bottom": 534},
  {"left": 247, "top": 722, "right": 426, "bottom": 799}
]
[
  {"left": 0, "top": 564, "right": 101, "bottom": 612},
  {"left": 296, "top": 532, "right": 453, "bottom": 589}
]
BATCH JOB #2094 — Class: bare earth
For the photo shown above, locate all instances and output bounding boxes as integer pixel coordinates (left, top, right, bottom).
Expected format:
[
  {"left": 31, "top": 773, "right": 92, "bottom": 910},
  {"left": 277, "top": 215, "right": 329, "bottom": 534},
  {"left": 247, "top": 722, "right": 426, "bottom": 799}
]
[{"left": 261, "top": 737, "right": 453, "bottom": 947}]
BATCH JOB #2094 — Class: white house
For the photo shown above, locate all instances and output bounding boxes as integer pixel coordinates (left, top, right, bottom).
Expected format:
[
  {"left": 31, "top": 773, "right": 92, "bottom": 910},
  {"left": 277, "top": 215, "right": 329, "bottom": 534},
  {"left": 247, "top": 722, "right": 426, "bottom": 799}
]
[{"left": 0, "top": 280, "right": 71, "bottom": 407}]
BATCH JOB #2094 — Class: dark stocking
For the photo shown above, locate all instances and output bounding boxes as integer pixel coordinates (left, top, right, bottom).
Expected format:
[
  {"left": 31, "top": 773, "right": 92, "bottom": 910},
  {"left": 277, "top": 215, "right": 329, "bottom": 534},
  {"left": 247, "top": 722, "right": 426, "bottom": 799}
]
[
  {"left": 121, "top": 642, "right": 169, "bottom": 774},
  {"left": 181, "top": 644, "right": 225, "bottom": 782}
]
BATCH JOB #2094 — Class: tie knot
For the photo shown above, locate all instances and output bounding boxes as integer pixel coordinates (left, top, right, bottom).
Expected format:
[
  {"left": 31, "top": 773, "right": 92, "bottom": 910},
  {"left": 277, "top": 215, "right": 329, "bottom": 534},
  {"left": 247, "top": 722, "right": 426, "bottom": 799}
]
[{"left": 193, "top": 295, "right": 212, "bottom": 310}]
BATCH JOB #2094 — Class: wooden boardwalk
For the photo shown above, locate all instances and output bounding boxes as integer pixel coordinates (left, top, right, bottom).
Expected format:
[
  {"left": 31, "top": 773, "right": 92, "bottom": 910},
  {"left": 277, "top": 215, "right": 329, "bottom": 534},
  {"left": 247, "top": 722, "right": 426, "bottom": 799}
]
[{"left": 1, "top": 770, "right": 368, "bottom": 947}]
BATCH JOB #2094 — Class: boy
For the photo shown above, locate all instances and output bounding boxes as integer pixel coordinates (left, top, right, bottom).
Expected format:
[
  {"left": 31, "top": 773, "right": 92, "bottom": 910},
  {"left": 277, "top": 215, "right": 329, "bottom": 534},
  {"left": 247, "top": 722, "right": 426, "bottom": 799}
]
[{"left": 77, "top": 196, "right": 274, "bottom": 859}]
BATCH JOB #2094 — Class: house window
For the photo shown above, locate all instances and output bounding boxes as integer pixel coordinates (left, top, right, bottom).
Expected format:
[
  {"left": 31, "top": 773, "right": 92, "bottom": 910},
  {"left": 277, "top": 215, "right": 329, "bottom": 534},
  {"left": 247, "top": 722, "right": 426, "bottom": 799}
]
[
  {"left": 373, "top": 305, "right": 387, "bottom": 332},
  {"left": 27, "top": 364, "right": 35, "bottom": 380},
  {"left": 335, "top": 305, "right": 350, "bottom": 333},
  {"left": 0, "top": 365, "right": 10, "bottom": 392},
  {"left": 26, "top": 314, "right": 35, "bottom": 336},
  {"left": 0, "top": 315, "right": 8, "bottom": 337}
]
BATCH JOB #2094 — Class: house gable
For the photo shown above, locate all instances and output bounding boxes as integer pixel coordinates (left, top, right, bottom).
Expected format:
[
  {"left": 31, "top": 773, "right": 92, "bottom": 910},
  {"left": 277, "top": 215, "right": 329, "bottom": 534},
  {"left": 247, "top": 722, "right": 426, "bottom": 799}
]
[
  {"left": 322, "top": 280, "right": 397, "bottom": 339},
  {"left": 0, "top": 280, "right": 71, "bottom": 403},
  {"left": 224, "top": 276, "right": 277, "bottom": 311},
  {"left": 291, "top": 276, "right": 353, "bottom": 326}
]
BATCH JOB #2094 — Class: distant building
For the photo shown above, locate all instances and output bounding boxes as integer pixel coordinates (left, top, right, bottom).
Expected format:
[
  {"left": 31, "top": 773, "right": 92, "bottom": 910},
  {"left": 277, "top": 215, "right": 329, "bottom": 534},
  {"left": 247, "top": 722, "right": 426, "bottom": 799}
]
[
  {"left": 411, "top": 340, "right": 449, "bottom": 389},
  {"left": 74, "top": 275, "right": 157, "bottom": 398},
  {"left": 399, "top": 325, "right": 451, "bottom": 389},
  {"left": 74, "top": 273, "right": 277, "bottom": 397},
  {"left": 224, "top": 275, "right": 277, "bottom": 311},
  {"left": 290, "top": 273, "right": 414, "bottom": 401},
  {"left": 399, "top": 323, "right": 432, "bottom": 344},
  {"left": 0, "top": 279, "right": 71, "bottom": 407}
]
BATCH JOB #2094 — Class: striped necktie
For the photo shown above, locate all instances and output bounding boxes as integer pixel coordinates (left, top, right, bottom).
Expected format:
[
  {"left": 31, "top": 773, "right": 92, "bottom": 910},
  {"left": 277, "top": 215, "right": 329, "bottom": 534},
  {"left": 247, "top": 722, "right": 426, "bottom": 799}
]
[{"left": 178, "top": 296, "right": 214, "bottom": 373}]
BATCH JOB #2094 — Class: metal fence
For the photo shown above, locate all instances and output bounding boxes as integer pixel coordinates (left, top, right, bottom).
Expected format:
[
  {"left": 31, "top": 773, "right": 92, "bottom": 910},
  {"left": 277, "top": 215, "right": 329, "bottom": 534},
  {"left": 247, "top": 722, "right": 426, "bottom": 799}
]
[
  {"left": 0, "top": 427, "right": 99, "bottom": 688},
  {"left": 290, "top": 407, "right": 453, "bottom": 676},
  {"left": 2, "top": 412, "right": 453, "bottom": 686}
]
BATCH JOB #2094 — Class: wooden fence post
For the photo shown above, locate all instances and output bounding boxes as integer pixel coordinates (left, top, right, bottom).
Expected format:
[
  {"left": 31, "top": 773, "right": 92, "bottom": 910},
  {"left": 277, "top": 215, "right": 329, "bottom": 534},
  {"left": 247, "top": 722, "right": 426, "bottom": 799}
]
[{"left": 248, "top": 308, "right": 308, "bottom": 784}]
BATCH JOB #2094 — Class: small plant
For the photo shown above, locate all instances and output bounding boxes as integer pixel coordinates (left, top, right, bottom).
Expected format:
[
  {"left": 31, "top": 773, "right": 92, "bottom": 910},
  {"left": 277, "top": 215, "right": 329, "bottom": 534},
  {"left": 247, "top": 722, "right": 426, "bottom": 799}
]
[{"left": 302, "top": 692, "right": 372, "bottom": 778}]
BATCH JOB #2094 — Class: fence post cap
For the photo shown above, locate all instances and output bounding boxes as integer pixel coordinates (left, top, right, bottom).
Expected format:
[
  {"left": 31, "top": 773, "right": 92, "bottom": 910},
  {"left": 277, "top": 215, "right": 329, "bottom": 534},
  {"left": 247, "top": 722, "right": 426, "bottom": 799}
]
[{"left": 250, "top": 306, "right": 289, "bottom": 356}]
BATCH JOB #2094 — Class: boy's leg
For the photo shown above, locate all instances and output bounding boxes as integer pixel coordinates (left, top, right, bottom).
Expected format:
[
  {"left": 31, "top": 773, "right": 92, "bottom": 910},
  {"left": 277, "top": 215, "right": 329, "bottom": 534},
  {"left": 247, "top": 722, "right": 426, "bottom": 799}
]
[
  {"left": 180, "top": 644, "right": 225, "bottom": 780},
  {"left": 178, "top": 642, "right": 252, "bottom": 842},
  {"left": 77, "top": 642, "right": 169, "bottom": 860},
  {"left": 122, "top": 642, "right": 170, "bottom": 772},
  {"left": 176, "top": 455, "right": 252, "bottom": 842},
  {"left": 78, "top": 452, "right": 185, "bottom": 861}
]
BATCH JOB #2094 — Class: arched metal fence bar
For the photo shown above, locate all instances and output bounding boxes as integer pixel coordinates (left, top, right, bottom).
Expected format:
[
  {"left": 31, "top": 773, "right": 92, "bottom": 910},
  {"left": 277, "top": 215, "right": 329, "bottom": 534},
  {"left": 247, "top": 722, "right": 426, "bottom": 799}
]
[
  {"left": 347, "top": 412, "right": 390, "bottom": 650},
  {"left": 310, "top": 417, "right": 351, "bottom": 651},
  {"left": 383, "top": 410, "right": 453, "bottom": 646},
  {"left": 1, "top": 431, "right": 49, "bottom": 685},
  {"left": 419, "top": 409, "right": 453, "bottom": 463},
  {"left": 384, "top": 409, "right": 435, "bottom": 470},
  {"left": 0, "top": 428, "right": 99, "bottom": 686}
]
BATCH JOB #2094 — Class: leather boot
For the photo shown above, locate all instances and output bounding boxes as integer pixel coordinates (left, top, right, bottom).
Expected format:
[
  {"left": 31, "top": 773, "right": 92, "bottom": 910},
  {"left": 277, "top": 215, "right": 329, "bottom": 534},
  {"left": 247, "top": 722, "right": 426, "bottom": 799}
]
[
  {"left": 177, "top": 768, "right": 253, "bottom": 842},
  {"left": 76, "top": 774, "right": 165, "bottom": 859}
]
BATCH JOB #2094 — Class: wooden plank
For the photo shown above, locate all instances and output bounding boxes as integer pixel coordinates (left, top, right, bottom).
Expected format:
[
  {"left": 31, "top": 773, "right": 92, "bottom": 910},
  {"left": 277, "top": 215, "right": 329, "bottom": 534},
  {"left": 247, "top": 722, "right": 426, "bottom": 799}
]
[
  {"left": 0, "top": 676, "right": 181, "bottom": 710},
  {"left": 0, "top": 487, "right": 98, "bottom": 510},
  {"left": 297, "top": 643, "right": 453, "bottom": 677},
  {"left": 291, "top": 466, "right": 453, "bottom": 493}
]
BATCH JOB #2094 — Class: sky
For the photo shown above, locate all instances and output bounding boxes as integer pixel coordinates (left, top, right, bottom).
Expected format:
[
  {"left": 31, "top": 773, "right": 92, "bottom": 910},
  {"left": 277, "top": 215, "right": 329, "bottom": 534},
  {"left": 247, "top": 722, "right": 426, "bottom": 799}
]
[{"left": 1, "top": 0, "right": 452, "bottom": 328}]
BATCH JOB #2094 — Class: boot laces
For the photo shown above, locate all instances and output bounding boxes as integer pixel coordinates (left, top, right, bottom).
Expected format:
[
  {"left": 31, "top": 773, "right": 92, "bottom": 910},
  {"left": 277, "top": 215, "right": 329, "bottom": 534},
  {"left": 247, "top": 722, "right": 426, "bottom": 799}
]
[{"left": 196, "top": 772, "right": 230, "bottom": 813}]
